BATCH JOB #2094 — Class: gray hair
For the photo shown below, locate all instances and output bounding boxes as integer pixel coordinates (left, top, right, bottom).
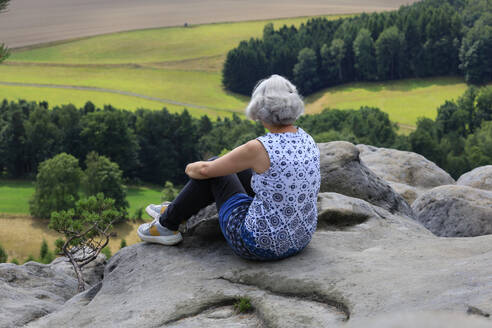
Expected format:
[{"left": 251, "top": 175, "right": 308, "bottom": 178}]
[{"left": 245, "top": 75, "right": 304, "bottom": 126}]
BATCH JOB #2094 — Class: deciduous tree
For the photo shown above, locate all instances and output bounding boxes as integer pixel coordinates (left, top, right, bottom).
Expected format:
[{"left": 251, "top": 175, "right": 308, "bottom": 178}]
[
  {"left": 83, "top": 151, "right": 128, "bottom": 218},
  {"left": 30, "top": 153, "right": 83, "bottom": 219}
]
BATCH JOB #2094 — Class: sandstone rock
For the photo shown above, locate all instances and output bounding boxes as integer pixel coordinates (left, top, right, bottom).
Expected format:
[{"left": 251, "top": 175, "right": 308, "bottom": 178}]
[
  {"left": 357, "top": 144, "right": 455, "bottom": 204},
  {"left": 457, "top": 165, "right": 492, "bottom": 191},
  {"left": 318, "top": 141, "right": 414, "bottom": 217},
  {"left": 0, "top": 254, "right": 106, "bottom": 328},
  {"left": 50, "top": 253, "right": 106, "bottom": 287},
  {"left": 28, "top": 193, "right": 492, "bottom": 328},
  {"left": 412, "top": 185, "right": 492, "bottom": 237},
  {"left": 181, "top": 204, "right": 221, "bottom": 238},
  {"left": 346, "top": 311, "right": 492, "bottom": 328},
  {"left": 387, "top": 181, "right": 420, "bottom": 205}
]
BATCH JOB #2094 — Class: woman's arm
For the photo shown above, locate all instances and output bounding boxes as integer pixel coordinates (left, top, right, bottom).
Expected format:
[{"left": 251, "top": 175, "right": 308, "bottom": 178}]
[{"left": 185, "top": 140, "right": 269, "bottom": 179}]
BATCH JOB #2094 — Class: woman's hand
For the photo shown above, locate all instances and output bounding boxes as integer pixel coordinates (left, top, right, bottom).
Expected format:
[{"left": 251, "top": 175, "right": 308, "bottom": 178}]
[
  {"left": 185, "top": 161, "right": 209, "bottom": 180},
  {"left": 184, "top": 140, "right": 270, "bottom": 179}
]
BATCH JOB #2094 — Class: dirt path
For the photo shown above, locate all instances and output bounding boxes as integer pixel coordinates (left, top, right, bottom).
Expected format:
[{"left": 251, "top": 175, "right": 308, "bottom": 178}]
[
  {"left": 0, "top": 0, "right": 418, "bottom": 48},
  {"left": 0, "top": 81, "right": 238, "bottom": 113}
]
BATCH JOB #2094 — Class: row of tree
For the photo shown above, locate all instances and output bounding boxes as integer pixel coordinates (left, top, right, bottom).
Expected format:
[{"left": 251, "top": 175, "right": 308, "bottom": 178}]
[
  {"left": 1, "top": 86, "right": 491, "bottom": 210},
  {"left": 0, "top": 100, "right": 266, "bottom": 185},
  {"left": 223, "top": 0, "right": 492, "bottom": 95}
]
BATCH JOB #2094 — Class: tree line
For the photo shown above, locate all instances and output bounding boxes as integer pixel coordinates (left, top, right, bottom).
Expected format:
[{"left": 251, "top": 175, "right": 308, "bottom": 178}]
[
  {"left": 2, "top": 85, "right": 491, "bottom": 191},
  {"left": 0, "top": 100, "right": 265, "bottom": 185},
  {"left": 223, "top": 0, "right": 492, "bottom": 95}
]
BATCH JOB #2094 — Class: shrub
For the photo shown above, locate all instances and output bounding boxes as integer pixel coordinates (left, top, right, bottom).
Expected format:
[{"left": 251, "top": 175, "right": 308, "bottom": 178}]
[
  {"left": 120, "top": 239, "right": 127, "bottom": 249},
  {"left": 39, "top": 239, "right": 55, "bottom": 264},
  {"left": 24, "top": 254, "right": 35, "bottom": 263},
  {"left": 234, "top": 297, "right": 253, "bottom": 313},
  {"left": 83, "top": 151, "right": 129, "bottom": 218},
  {"left": 133, "top": 207, "right": 143, "bottom": 221},
  {"left": 29, "top": 153, "right": 83, "bottom": 219},
  {"left": 161, "top": 181, "right": 178, "bottom": 202},
  {"left": 101, "top": 247, "right": 112, "bottom": 259},
  {"left": 0, "top": 243, "right": 7, "bottom": 263}
]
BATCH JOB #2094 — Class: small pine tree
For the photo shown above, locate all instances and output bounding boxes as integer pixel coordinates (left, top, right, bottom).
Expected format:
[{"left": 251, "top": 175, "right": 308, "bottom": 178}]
[
  {"left": 11, "top": 258, "right": 19, "bottom": 265},
  {"left": 24, "top": 255, "right": 35, "bottom": 263},
  {"left": 54, "top": 238, "right": 64, "bottom": 255},
  {"left": 0, "top": 243, "right": 7, "bottom": 263},
  {"left": 49, "top": 193, "right": 121, "bottom": 292},
  {"left": 101, "top": 247, "right": 112, "bottom": 259},
  {"left": 161, "top": 181, "right": 178, "bottom": 202},
  {"left": 120, "top": 239, "right": 127, "bottom": 249},
  {"left": 133, "top": 207, "right": 143, "bottom": 221},
  {"left": 40, "top": 239, "right": 49, "bottom": 260}
]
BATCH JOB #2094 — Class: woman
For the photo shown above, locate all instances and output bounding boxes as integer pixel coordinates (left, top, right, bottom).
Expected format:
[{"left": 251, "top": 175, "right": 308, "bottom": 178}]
[{"left": 138, "top": 75, "right": 320, "bottom": 260}]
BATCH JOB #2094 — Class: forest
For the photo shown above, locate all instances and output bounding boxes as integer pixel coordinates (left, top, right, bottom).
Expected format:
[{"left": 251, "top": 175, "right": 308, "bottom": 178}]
[
  {"left": 223, "top": 0, "right": 492, "bottom": 95},
  {"left": 1, "top": 84, "right": 491, "bottom": 188}
]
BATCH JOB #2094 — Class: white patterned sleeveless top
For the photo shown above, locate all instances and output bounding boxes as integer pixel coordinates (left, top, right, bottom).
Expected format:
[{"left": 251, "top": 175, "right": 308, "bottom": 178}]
[{"left": 244, "top": 127, "right": 321, "bottom": 257}]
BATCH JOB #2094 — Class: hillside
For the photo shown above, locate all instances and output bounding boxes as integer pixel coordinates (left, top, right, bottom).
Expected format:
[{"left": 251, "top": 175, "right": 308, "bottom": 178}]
[{"left": 0, "top": 14, "right": 473, "bottom": 127}]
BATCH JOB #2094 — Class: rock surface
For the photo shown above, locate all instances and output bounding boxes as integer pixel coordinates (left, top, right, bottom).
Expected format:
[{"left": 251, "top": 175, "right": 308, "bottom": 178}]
[
  {"left": 318, "top": 142, "right": 414, "bottom": 217},
  {"left": 346, "top": 311, "right": 492, "bottom": 328},
  {"left": 457, "top": 165, "right": 492, "bottom": 191},
  {"left": 27, "top": 193, "right": 492, "bottom": 328},
  {"left": 412, "top": 185, "right": 492, "bottom": 237},
  {"left": 357, "top": 144, "right": 455, "bottom": 204},
  {"left": 0, "top": 254, "right": 105, "bottom": 328}
]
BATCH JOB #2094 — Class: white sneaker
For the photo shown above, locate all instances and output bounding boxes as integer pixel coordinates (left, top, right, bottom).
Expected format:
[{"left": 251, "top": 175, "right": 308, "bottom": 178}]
[
  {"left": 145, "top": 201, "right": 171, "bottom": 221},
  {"left": 137, "top": 220, "right": 182, "bottom": 245}
]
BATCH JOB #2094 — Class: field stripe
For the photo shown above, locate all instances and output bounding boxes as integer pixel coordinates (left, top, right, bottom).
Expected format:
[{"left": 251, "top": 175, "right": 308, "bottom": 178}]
[{"left": 0, "top": 81, "right": 239, "bottom": 113}]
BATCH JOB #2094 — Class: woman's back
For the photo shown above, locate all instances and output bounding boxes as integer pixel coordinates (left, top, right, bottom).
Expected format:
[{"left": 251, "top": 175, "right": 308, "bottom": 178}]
[{"left": 243, "top": 127, "right": 320, "bottom": 259}]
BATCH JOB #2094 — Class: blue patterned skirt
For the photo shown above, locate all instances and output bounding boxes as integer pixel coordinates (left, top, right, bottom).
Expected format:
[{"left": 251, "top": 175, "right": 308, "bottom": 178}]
[{"left": 218, "top": 193, "right": 303, "bottom": 261}]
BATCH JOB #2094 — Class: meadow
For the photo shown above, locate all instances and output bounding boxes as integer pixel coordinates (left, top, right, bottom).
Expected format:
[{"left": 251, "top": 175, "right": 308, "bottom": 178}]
[
  {"left": 0, "top": 179, "right": 162, "bottom": 261},
  {"left": 0, "top": 14, "right": 473, "bottom": 128},
  {"left": 304, "top": 77, "right": 470, "bottom": 127},
  {"left": 0, "top": 180, "right": 162, "bottom": 216},
  {"left": 0, "top": 213, "right": 145, "bottom": 262}
]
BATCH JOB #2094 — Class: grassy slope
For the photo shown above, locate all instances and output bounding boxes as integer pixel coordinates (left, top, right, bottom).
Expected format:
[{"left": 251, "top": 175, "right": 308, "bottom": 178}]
[
  {"left": 0, "top": 85, "right": 235, "bottom": 118},
  {"left": 10, "top": 16, "right": 346, "bottom": 64},
  {"left": 0, "top": 65, "right": 248, "bottom": 111},
  {"left": 1, "top": 13, "right": 475, "bottom": 126},
  {"left": 0, "top": 180, "right": 162, "bottom": 216},
  {"left": 304, "top": 77, "right": 470, "bottom": 126},
  {"left": 0, "top": 15, "right": 344, "bottom": 118},
  {"left": 0, "top": 181, "right": 162, "bottom": 261}
]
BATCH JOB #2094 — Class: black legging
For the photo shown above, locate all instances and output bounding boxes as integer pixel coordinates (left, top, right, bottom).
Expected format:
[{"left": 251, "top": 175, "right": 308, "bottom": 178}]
[{"left": 159, "top": 157, "right": 255, "bottom": 231}]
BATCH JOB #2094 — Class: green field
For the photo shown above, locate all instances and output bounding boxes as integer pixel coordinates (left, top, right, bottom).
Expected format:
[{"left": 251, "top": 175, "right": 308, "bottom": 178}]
[
  {"left": 304, "top": 77, "right": 471, "bottom": 126},
  {"left": 0, "top": 65, "right": 248, "bottom": 112},
  {"left": 0, "top": 180, "right": 164, "bottom": 262},
  {"left": 0, "top": 85, "right": 236, "bottom": 118},
  {"left": 0, "top": 179, "right": 162, "bottom": 216},
  {"left": 0, "top": 13, "right": 478, "bottom": 128},
  {"left": 10, "top": 16, "right": 348, "bottom": 64}
]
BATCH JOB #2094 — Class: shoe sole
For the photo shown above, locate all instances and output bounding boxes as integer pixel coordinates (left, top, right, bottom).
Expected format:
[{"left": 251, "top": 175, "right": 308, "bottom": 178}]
[
  {"left": 137, "top": 229, "right": 183, "bottom": 246},
  {"left": 145, "top": 205, "right": 160, "bottom": 221}
]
